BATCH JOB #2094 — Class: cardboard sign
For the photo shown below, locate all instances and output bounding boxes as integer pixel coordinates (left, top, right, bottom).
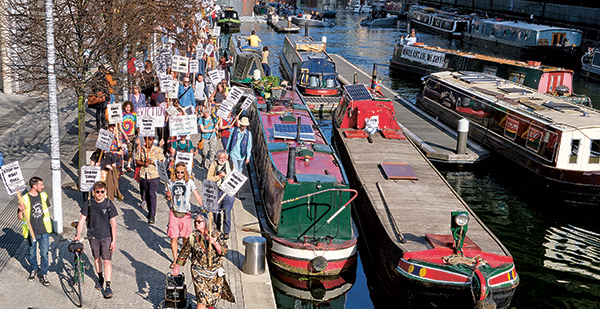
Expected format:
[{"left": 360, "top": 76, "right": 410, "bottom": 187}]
[
  {"left": 228, "top": 86, "right": 244, "bottom": 104},
  {"left": 189, "top": 59, "right": 199, "bottom": 74},
  {"left": 138, "top": 115, "right": 155, "bottom": 137},
  {"left": 0, "top": 161, "right": 26, "bottom": 197},
  {"left": 168, "top": 82, "right": 179, "bottom": 99},
  {"left": 107, "top": 103, "right": 123, "bottom": 124},
  {"left": 169, "top": 115, "right": 198, "bottom": 136},
  {"left": 157, "top": 160, "right": 169, "bottom": 183},
  {"left": 200, "top": 20, "right": 208, "bottom": 29},
  {"left": 172, "top": 55, "right": 189, "bottom": 73},
  {"left": 138, "top": 107, "right": 165, "bottom": 127},
  {"left": 212, "top": 26, "right": 221, "bottom": 37},
  {"left": 175, "top": 152, "right": 193, "bottom": 172},
  {"left": 218, "top": 70, "right": 226, "bottom": 82},
  {"left": 159, "top": 74, "right": 173, "bottom": 93},
  {"left": 204, "top": 43, "right": 214, "bottom": 56},
  {"left": 166, "top": 106, "right": 180, "bottom": 116},
  {"left": 202, "top": 180, "right": 219, "bottom": 213},
  {"left": 80, "top": 166, "right": 101, "bottom": 192},
  {"left": 219, "top": 168, "right": 247, "bottom": 197},
  {"left": 95, "top": 129, "right": 114, "bottom": 152},
  {"left": 216, "top": 97, "right": 235, "bottom": 120},
  {"left": 208, "top": 69, "right": 220, "bottom": 84},
  {"left": 240, "top": 95, "right": 255, "bottom": 111}
]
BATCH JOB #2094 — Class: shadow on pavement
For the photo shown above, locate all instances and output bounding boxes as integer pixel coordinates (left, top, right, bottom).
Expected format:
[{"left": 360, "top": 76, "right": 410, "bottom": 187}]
[
  {"left": 120, "top": 249, "right": 166, "bottom": 307},
  {"left": 120, "top": 208, "right": 171, "bottom": 262}
]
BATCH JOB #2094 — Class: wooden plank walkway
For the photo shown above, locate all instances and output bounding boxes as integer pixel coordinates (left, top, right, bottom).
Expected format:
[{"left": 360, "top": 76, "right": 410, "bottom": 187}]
[
  {"left": 267, "top": 16, "right": 300, "bottom": 33},
  {"left": 329, "top": 53, "right": 489, "bottom": 164}
]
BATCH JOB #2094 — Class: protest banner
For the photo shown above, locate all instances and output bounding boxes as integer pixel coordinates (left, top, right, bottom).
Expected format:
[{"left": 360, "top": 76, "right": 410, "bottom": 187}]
[
  {"left": 138, "top": 115, "right": 155, "bottom": 137},
  {"left": 189, "top": 59, "right": 199, "bottom": 74},
  {"left": 204, "top": 43, "right": 214, "bottom": 57},
  {"left": 107, "top": 103, "right": 123, "bottom": 124},
  {"left": 138, "top": 107, "right": 165, "bottom": 127},
  {"left": 212, "top": 26, "right": 221, "bottom": 37},
  {"left": 0, "top": 161, "right": 26, "bottom": 197},
  {"left": 202, "top": 180, "right": 219, "bottom": 213},
  {"left": 240, "top": 95, "right": 256, "bottom": 111},
  {"left": 208, "top": 69, "right": 220, "bottom": 83},
  {"left": 219, "top": 169, "right": 247, "bottom": 197},
  {"left": 166, "top": 106, "right": 179, "bottom": 116},
  {"left": 95, "top": 129, "right": 114, "bottom": 152},
  {"left": 80, "top": 166, "right": 101, "bottom": 192},
  {"left": 216, "top": 96, "right": 236, "bottom": 120},
  {"left": 157, "top": 160, "right": 169, "bottom": 183},
  {"left": 228, "top": 86, "right": 244, "bottom": 104},
  {"left": 175, "top": 152, "right": 193, "bottom": 172},
  {"left": 169, "top": 115, "right": 198, "bottom": 136},
  {"left": 172, "top": 55, "right": 189, "bottom": 73}
]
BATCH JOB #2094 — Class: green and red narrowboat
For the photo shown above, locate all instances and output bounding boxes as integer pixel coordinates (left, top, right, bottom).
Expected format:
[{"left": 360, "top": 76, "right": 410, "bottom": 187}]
[
  {"left": 248, "top": 89, "right": 358, "bottom": 276},
  {"left": 331, "top": 83, "right": 519, "bottom": 307}
]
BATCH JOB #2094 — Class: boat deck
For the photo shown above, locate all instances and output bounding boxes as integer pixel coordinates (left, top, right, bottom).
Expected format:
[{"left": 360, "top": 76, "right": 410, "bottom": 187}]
[
  {"left": 329, "top": 53, "right": 489, "bottom": 164},
  {"left": 339, "top": 130, "right": 508, "bottom": 255},
  {"left": 267, "top": 19, "right": 300, "bottom": 33}
]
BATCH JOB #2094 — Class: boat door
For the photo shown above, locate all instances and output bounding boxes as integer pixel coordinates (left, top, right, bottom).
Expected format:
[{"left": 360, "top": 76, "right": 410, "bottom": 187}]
[
  {"left": 551, "top": 32, "right": 566, "bottom": 46},
  {"left": 545, "top": 72, "right": 563, "bottom": 92}
]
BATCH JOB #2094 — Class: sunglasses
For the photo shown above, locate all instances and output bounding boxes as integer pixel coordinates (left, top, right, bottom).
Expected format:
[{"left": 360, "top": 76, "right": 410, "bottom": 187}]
[
  {"left": 176, "top": 171, "right": 185, "bottom": 174},
  {"left": 95, "top": 190, "right": 106, "bottom": 194}
]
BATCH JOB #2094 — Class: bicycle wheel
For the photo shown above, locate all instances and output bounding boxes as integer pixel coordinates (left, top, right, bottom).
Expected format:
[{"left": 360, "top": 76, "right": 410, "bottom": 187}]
[{"left": 75, "top": 256, "right": 83, "bottom": 307}]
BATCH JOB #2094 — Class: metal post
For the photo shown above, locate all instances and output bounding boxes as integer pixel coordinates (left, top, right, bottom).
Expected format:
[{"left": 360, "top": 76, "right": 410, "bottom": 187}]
[
  {"left": 456, "top": 118, "right": 469, "bottom": 155},
  {"left": 45, "top": 0, "right": 63, "bottom": 233},
  {"left": 0, "top": 8, "right": 12, "bottom": 94},
  {"left": 287, "top": 146, "right": 296, "bottom": 180},
  {"left": 296, "top": 116, "right": 302, "bottom": 143},
  {"left": 371, "top": 63, "right": 378, "bottom": 90},
  {"left": 291, "top": 62, "right": 298, "bottom": 92},
  {"left": 304, "top": 23, "right": 309, "bottom": 36}
]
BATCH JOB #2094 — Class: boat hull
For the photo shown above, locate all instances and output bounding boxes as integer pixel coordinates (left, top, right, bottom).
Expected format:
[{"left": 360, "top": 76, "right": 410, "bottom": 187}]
[
  {"left": 360, "top": 16, "right": 398, "bottom": 27},
  {"left": 217, "top": 19, "right": 240, "bottom": 33}
]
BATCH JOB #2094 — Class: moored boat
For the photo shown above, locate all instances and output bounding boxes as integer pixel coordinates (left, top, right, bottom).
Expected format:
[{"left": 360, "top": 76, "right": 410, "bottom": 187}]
[
  {"left": 360, "top": 15, "right": 398, "bottom": 27},
  {"left": 389, "top": 43, "right": 591, "bottom": 106},
  {"left": 291, "top": 16, "right": 334, "bottom": 27},
  {"left": 408, "top": 5, "right": 470, "bottom": 39},
  {"left": 227, "top": 35, "right": 264, "bottom": 85},
  {"left": 248, "top": 89, "right": 358, "bottom": 276},
  {"left": 331, "top": 83, "right": 519, "bottom": 307},
  {"left": 417, "top": 71, "right": 600, "bottom": 205},
  {"left": 464, "top": 19, "right": 583, "bottom": 68},
  {"left": 581, "top": 47, "right": 600, "bottom": 82},
  {"left": 322, "top": 4, "right": 337, "bottom": 18},
  {"left": 279, "top": 35, "right": 341, "bottom": 96},
  {"left": 216, "top": 7, "right": 241, "bottom": 33}
]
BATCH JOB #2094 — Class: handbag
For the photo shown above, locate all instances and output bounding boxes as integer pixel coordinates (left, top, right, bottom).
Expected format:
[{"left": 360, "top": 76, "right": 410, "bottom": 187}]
[{"left": 87, "top": 91, "right": 106, "bottom": 107}]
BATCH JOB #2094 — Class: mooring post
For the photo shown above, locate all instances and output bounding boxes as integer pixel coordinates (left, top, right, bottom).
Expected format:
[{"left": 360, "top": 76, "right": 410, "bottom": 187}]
[
  {"left": 371, "top": 63, "right": 378, "bottom": 90},
  {"left": 291, "top": 62, "right": 298, "bottom": 92},
  {"left": 305, "top": 23, "right": 309, "bottom": 36},
  {"left": 456, "top": 118, "right": 469, "bottom": 155}
]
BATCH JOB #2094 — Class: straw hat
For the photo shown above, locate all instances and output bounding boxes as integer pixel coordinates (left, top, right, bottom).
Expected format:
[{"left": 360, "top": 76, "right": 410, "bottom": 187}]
[{"left": 239, "top": 117, "right": 250, "bottom": 126}]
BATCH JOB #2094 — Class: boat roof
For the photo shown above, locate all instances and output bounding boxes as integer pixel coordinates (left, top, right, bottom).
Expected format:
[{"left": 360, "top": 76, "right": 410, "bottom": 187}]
[
  {"left": 430, "top": 71, "right": 600, "bottom": 130},
  {"left": 403, "top": 43, "right": 573, "bottom": 73},
  {"left": 286, "top": 36, "right": 333, "bottom": 62},
  {"left": 474, "top": 19, "right": 582, "bottom": 33}
]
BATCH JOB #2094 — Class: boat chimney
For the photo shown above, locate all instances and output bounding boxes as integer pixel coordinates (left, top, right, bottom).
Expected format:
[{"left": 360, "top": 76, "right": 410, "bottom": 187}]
[
  {"left": 371, "top": 63, "right": 378, "bottom": 90},
  {"left": 353, "top": 72, "right": 358, "bottom": 84},
  {"left": 456, "top": 118, "right": 469, "bottom": 155},
  {"left": 296, "top": 116, "right": 302, "bottom": 143},
  {"left": 305, "top": 23, "right": 309, "bottom": 37},
  {"left": 288, "top": 16, "right": 292, "bottom": 28},
  {"left": 291, "top": 62, "right": 298, "bottom": 93},
  {"left": 322, "top": 36, "right": 327, "bottom": 51},
  {"left": 266, "top": 99, "right": 271, "bottom": 113},
  {"left": 287, "top": 146, "right": 296, "bottom": 181}
]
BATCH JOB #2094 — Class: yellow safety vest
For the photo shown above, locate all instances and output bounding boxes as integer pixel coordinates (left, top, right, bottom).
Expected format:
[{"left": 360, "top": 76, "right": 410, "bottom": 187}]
[{"left": 21, "top": 192, "right": 53, "bottom": 238}]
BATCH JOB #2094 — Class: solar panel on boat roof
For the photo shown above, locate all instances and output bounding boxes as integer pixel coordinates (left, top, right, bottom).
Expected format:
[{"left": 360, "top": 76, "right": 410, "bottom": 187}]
[
  {"left": 273, "top": 123, "right": 316, "bottom": 141},
  {"left": 344, "top": 84, "right": 372, "bottom": 101}
]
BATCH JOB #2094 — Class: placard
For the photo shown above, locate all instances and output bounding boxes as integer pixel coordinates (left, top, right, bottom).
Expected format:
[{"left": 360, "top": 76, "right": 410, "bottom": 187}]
[
  {"left": 208, "top": 69, "right": 220, "bottom": 83},
  {"left": 172, "top": 55, "right": 189, "bottom": 73},
  {"left": 175, "top": 152, "right": 193, "bottom": 172},
  {"left": 157, "top": 160, "right": 169, "bottom": 183},
  {"left": 167, "top": 81, "right": 179, "bottom": 99},
  {"left": 95, "top": 129, "right": 114, "bottom": 152},
  {"left": 159, "top": 74, "right": 173, "bottom": 92},
  {"left": 169, "top": 115, "right": 198, "bottom": 136},
  {"left": 228, "top": 86, "right": 244, "bottom": 104},
  {"left": 212, "top": 26, "right": 221, "bottom": 37},
  {"left": 195, "top": 13, "right": 203, "bottom": 23},
  {"left": 134, "top": 59, "right": 145, "bottom": 72},
  {"left": 138, "top": 107, "right": 166, "bottom": 127},
  {"left": 189, "top": 59, "right": 199, "bottom": 74},
  {"left": 214, "top": 4, "right": 221, "bottom": 12},
  {"left": 166, "top": 106, "right": 180, "bottom": 116},
  {"left": 202, "top": 180, "right": 219, "bottom": 213},
  {"left": 107, "top": 103, "right": 123, "bottom": 124},
  {"left": 240, "top": 95, "right": 255, "bottom": 111},
  {"left": 204, "top": 43, "right": 214, "bottom": 56},
  {"left": 219, "top": 168, "right": 247, "bottom": 197},
  {"left": 0, "top": 161, "right": 26, "bottom": 197},
  {"left": 80, "top": 166, "right": 101, "bottom": 192},
  {"left": 138, "top": 115, "right": 155, "bottom": 137},
  {"left": 216, "top": 97, "right": 235, "bottom": 120}
]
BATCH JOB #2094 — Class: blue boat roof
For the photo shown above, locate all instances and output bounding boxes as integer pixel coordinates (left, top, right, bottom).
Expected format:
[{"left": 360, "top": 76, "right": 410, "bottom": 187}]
[{"left": 476, "top": 19, "right": 582, "bottom": 33}]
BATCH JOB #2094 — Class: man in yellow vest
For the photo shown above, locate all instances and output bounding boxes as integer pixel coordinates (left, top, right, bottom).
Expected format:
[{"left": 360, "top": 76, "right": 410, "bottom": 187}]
[{"left": 17, "top": 177, "right": 53, "bottom": 286}]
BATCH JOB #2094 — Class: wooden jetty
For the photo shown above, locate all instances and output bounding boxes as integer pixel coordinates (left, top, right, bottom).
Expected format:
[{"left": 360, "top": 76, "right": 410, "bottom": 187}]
[
  {"left": 239, "top": 15, "right": 267, "bottom": 23},
  {"left": 329, "top": 53, "right": 488, "bottom": 164},
  {"left": 267, "top": 14, "right": 300, "bottom": 33}
]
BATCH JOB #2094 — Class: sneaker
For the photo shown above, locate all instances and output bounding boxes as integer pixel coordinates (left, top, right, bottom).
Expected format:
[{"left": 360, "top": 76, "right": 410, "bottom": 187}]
[
  {"left": 95, "top": 279, "right": 103, "bottom": 290},
  {"left": 39, "top": 275, "right": 50, "bottom": 286},
  {"left": 148, "top": 216, "right": 155, "bottom": 224},
  {"left": 224, "top": 233, "right": 230, "bottom": 240},
  {"left": 104, "top": 285, "right": 113, "bottom": 298},
  {"left": 27, "top": 269, "right": 37, "bottom": 281}
]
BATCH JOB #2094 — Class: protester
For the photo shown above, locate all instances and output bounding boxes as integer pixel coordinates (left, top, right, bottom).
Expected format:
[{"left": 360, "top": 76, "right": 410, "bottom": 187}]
[
  {"left": 121, "top": 101, "right": 137, "bottom": 172},
  {"left": 199, "top": 107, "right": 218, "bottom": 169},
  {"left": 226, "top": 117, "right": 252, "bottom": 174},
  {"left": 194, "top": 74, "right": 209, "bottom": 113},
  {"left": 89, "top": 148, "right": 122, "bottom": 202},
  {"left": 129, "top": 85, "right": 146, "bottom": 112},
  {"left": 178, "top": 76, "right": 196, "bottom": 114},
  {"left": 91, "top": 67, "right": 112, "bottom": 131},
  {"left": 74, "top": 181, "right": 118, "bottom": 298},
  {"left": 170, "top": 134, "right": 197, "bottom": 162},
  {"left": 150, "top": 84, "right": 167, "bottom": 107},
  {"left": 208, "top": 82, "right": 227, "bottom": 114},
  {"left": 247, "top": 30, "right": 261, "bottom": 47},
  {"left": 262, "top": 46, "right": 271, "bottom": 76},
  {"left": 17, "top": 177, "right": 53, "bottom": 286},
  {"left": 171, "top": 213, "right": 235, "bottom": 309},
  {"left": 165, "top": 162, "right": 203, "bottom": 268},
  {"left": 135, "top": 136, "right": 166, "bottom": 223},
  {"left": 140, "top": 60, "right": 156, "bottom": 101},
  {"left": 206, "top": 150, "right": 236, "bottom": 239},
  {"left": 218, "top": 112, "right": 237, "bottom": 149},
  {"left": 217, "top": 56, "right": 233, "bottom": 85},
  {"left": 108, "top": 123, "right": 127, "bottom": 177}
]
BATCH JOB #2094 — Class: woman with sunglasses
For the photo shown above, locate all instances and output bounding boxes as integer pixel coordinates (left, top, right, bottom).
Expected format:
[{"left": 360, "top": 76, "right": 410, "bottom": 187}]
[
  {"left": 172, "top": 213, "right": 235, "bottom": 309},
  {"left": 165, "top": 162, "right": 203, "bottom": 269}
]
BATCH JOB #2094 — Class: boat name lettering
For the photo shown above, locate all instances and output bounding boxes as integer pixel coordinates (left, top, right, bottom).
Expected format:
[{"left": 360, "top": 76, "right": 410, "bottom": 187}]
[{"left": 401, "top": 46, "right": 446, "bottom": 67}]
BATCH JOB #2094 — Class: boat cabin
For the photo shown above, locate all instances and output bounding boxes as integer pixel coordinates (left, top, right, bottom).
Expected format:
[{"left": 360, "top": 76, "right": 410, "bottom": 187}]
[
  {"left": 220, "top": 8, "right": 238, "bottom": 20},
  {"left": 409, "top": 6, "right": 470, "bottom": 38},
  {"left": 227, "top": 35, "right": 264, "bottom": 84},
  {"left": 581, "top": 48, "right": 600, "bottom": 82},
  {"left": 469, "top": 19, "right": 582, "bottom": 47},
  {"left": 335, "top": 84, "right": 401, "bottom": 132}
]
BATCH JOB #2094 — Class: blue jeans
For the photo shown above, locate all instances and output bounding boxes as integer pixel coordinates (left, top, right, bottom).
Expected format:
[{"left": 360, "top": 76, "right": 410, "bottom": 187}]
[
  {"left": 231, "top": 158, "right": 245, "bottom": 173},
  {"left": 217, "top": 191, "right": 235, "bottom": 234},
  {"left": 262, "top": 63, "right": 271, "bottom": 76},
  {"left": 28, "top": 233, "right": 49, "bottom": 276}
]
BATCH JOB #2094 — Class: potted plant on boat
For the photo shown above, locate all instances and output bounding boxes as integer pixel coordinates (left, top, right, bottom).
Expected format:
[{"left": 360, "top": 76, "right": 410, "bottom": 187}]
[{"left": 252, "top": 75, "right": 281, "bottom": 98}]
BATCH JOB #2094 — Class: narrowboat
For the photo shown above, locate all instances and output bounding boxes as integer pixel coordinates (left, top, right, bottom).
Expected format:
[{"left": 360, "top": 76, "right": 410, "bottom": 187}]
[
  {"left": 216, "top": 7, "right": 241, "bottom": 33},
  {"left": 360, "top": 15, "right": 399, "bottom": 27},
  {"left": 581, "top": 47, "right": 600, "bottom": 82},
  {"left": 417, "top": 71, "right": 600, "bottom": 205},
  {"left": 464, "top": 19, "right": 583, "bottom": 68},
  {"left": 382, "top": 1, "right": 409, "bottom": 19},
  {"left": 408, "top": 6, "right": 470, "bottom": 39},
  {"left": 279, "top": 35, "right": 341, "bottom": 96},
  {"left": 227, "top": 35, "right": 264, "bottom": 86},
  {"left": 389, "top": 43, "right": 591, "bottom": 106},
  {"left": 248, "top": 89, "right": 358, "bottom": 276},
  {"left": 331, "top": 83, "right": 519, "bottom": 307}
]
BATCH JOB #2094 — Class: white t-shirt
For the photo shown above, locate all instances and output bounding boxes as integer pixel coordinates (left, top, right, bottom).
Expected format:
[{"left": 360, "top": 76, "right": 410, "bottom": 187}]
[
  {"left": 195, "top": 81, "right": 207, "bottom": 100},
  {"left": 169, "top": 179, "right": 197, "bottom": 213}
]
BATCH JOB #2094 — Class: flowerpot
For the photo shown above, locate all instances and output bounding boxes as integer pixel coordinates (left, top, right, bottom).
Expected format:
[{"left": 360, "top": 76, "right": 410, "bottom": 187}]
[{"left": 271, "top": 87, "right": 283, "bottom": 98}]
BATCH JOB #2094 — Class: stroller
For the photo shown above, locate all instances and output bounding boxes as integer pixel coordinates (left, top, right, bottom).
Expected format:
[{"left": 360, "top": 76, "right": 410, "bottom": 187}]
[{"left": 159, "top": 273, "right": 192, "bottom": 308}]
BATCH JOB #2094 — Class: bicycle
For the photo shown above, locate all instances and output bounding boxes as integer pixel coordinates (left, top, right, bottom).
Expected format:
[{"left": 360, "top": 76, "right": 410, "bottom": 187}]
[{"left": 68, "top": 224, "right": 85, "bottom": 307}]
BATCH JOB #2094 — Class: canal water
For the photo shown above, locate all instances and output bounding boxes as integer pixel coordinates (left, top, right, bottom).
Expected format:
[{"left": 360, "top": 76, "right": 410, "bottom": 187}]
[{"left": 223, "top": 3, "right": 600, "bottom": 308}]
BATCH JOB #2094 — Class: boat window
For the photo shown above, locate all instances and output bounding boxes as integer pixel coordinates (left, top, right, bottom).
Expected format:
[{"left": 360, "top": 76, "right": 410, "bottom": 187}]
[
  {"left": 590, "top": 140, "right": 600, "bottom": 164},
  {"left": 549, "top": 75, "right": 555, "bottom": 91},
  {"left": 551, "top": 32, "right": 566, "bottom": 46},
  {"left": 557, "top": 75, "right": 562, "bottom": 87},
  {"left": 570, "top": 139, "right": 580, "bottom": 164},
  {"left": 483, "top": 66, "right": 498, "bottom": 76},
  {"left": 434, "top": 18, "right": 441, "bottom": 27},
  {"left": 512, "top": 31, "right": 517, "bottom": 38},
  {"left": 593, "top": 53, "right": 600, "bottom": 66},
  {"left": 523, "top": 33, "right": 528, "bottom": 40},
  {"left": 504, "top": 117, "right": 519, "bottom": 141},
  {"left": 503, "top": 29, "right": 507, "bottom": 37},
  {"left": 537, "top": 39, "right": 549, "bottom": 46},
  {"left": 526, "top": 127, "right": 543, "bottom": 152}
]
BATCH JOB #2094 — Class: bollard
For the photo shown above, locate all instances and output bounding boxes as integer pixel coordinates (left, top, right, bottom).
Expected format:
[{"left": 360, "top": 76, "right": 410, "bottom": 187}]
[
  {"left": 305, "top": 23, "right": 309, "bottom": 36},
  {"left": 291, "top": 62, "right": 298, "bottom": 92},
  {"left": 242, "top": 236, "right": 266, "bottom": 274},
  {"left": 456, "top": 118, "right": 469, "bottom": 155}
]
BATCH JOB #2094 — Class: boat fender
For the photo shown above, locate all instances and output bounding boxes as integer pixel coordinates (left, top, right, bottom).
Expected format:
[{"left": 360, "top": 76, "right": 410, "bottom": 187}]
[
  {"left": 310, "top": 256, "right": 328, "bottom": 272},
  {"left": 308, "top": 279, "right": 326, "bottom": 300}
]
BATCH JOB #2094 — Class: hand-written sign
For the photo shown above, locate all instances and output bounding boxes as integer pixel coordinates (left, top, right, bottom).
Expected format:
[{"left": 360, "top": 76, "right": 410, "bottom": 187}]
[
  {"left": 212, "top": 26, "right": 221, "bottom": 37},
  {"left": 80, "top": 166, "right": 101, "bottom": 192},
  {"left": 138, "top": 115, "right": 155, "bottom": 137},
  {"left": 175, "top": 152, "right": 193, "bottom": 172},
  {"left": 157, "top": 160, "right": 169, "bottom": 183},
  {"left": 107, "top": 103, "right": 123, "bottom": 124},
  {"left": 169, "top": 115, "right": 198, "bottom": 136},
  {"left": 96, "top": 129, "right": 114, "bottom": 152},
  {"left": 168, "top": 81, "right": 179, "bottom": 99},
  {"left": 204, "top": 44, "right": 214, "bottom": 57},
  {"left": 189, "top": 59, "right": 199, "bottom": 74},
  {"left": 240, "top": 95, "right": 255, "bottom": 111},
  {"left": 400, "top": 45, "right": 446, "bottom": 67},
  {"left": 219, "top": 168, "right": 247, "bottom": 197},
  {"left": 134, "top": 59, "right": 145, "bottom": 72},
  {"left": 202, "top": 180, "right": 219, "bottom": 213},
  {"left": 216, "top": 96, "right": 235, "bottom": 120},
  {"left": 172, "top": 55, "right": 189, "bottom": 73},
  {"left": 166, "top": 106, "right": 180, "bottom": 116},
  {"left": 138, "top": 107, "right": 165, "bottom": 127},
  {"left": 0, "top": 161, "right": 26, "bottom": 197},
  {"left": 159, "top": 74, "right": 173, "bottom": 93},
  {"left": 208, "top": 69, "right": 220, "bottom": 83},
  {"left": 228, "top": 86, "right": 244, "bottom": 104},
  {"left": 200, "top": 20, "right": 208, "bottom": 29}
]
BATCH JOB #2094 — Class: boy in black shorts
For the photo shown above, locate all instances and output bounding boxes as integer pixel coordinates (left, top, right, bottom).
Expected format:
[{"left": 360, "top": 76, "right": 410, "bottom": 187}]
[{"left": 74, "top": 181, "right": 118, "bottom": 298}]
